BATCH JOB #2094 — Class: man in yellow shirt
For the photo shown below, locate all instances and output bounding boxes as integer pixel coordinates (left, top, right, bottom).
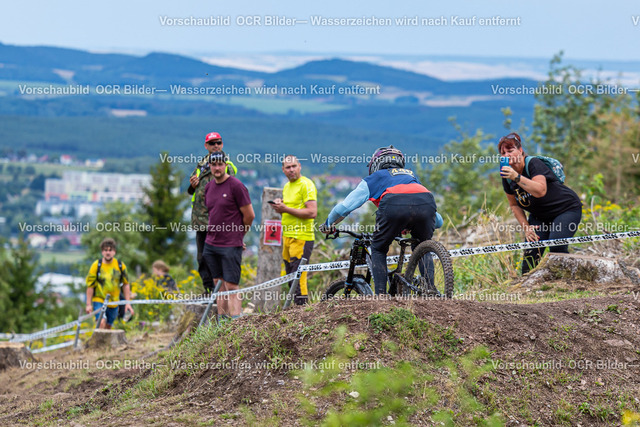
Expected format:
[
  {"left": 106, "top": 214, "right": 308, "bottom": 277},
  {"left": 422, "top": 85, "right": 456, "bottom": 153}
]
[
  {"left": 271, "top": 155, "right": 317, "bottom": 305},
  {"left": 85, "top": 238, "right": 134, "bottom": 329}
]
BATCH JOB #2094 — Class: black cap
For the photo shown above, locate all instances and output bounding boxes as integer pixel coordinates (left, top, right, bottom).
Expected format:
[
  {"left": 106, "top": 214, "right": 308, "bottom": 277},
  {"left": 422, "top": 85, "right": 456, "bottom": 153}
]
[{"left": 208, "top": 151, "right": 228, "bottom": 164}]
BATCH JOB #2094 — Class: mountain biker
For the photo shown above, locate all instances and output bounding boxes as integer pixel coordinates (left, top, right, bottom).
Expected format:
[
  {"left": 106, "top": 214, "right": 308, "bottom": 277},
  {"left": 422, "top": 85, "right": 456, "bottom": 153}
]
[{"left": 320, "top": 146, "right": 442, "bottom": 295}]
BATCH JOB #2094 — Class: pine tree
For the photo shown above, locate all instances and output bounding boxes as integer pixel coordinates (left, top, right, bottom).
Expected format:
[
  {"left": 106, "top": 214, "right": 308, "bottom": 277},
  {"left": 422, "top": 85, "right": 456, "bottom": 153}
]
[
  {"left": 0, "top": 238, "right": 76, "bottom": 333},
  {"left": 0, "top": 239, "right": 41, "bottom": 332},
  {"left": 139, "top": 152, "right": 190, "bottom": 269}
]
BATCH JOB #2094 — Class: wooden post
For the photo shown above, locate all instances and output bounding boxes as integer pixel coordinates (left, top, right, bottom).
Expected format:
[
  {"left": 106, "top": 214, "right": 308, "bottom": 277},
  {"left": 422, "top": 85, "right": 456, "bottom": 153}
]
[{"left": 253, "top": 187, "right": 283, "bottom": 313}]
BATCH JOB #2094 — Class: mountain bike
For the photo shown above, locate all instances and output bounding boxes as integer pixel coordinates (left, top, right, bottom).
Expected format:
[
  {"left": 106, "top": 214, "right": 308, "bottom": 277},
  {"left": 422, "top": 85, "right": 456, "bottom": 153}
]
[{"left": 321, "top": 228, "right": 454, "bottom": 299}]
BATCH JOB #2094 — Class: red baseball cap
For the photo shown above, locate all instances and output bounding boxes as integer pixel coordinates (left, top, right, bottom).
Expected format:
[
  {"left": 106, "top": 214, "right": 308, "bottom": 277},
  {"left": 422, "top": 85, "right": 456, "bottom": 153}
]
[{"left": 205, "top": 132, "right": 222, "bottom": 143}]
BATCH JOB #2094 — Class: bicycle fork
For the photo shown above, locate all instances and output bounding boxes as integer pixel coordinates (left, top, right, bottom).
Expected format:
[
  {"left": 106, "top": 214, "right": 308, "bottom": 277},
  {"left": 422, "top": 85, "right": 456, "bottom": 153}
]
[{"left": 344, "top": 240, "right": 368, "bottom": 293}]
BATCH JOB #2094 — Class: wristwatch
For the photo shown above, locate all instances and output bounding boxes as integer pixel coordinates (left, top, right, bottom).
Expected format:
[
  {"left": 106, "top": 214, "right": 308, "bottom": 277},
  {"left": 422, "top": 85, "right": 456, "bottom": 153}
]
[{"left": 514, "top": 174, "right": 521, "bottom": 183}]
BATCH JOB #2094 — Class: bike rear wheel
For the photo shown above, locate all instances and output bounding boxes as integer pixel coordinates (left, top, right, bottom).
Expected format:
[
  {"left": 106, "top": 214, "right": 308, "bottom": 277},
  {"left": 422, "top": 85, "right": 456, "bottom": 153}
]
[
  {"left": 322, "top": 275, "right": 373, "bottom": 300},
  {"left": 402, "top": 240, "right": 454, "bottom": 298}
]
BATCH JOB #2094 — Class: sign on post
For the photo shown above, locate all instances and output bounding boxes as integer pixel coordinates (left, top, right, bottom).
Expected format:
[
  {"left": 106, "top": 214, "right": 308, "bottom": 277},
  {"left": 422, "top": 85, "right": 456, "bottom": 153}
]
[
  {"left": 263, "top": 220, "right": 282, "bottom": 246},
  {"left": 253, "top": 187, "right": 284, "bottom": 313}
]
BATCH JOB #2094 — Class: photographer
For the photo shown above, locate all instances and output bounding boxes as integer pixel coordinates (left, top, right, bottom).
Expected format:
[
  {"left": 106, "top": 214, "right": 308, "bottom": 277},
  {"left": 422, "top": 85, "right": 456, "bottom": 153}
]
[{"left": 498, "top": 133, "right": 582, "bottom": 274}]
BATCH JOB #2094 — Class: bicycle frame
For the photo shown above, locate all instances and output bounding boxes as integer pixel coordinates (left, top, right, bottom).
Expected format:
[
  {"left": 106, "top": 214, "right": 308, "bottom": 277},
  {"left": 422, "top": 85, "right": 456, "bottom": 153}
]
[
  {"left": 325, "top": 228, "right": 454, "bottom": 299},
  {"left": 326, "top": 229, "right": 419, "bottom": 294},
  {"left": 326, "top": 229, "right": 372, "bottom": 294},
  {"left": 386, "top": 236, "right": 418, "bottom": 294}
]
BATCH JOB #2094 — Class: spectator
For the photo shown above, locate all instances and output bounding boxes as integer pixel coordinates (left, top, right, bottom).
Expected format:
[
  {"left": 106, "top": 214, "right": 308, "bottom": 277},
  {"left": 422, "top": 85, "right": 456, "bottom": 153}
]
[
  {"left": 202, "top": 151, "right": 255, "bottom": 319},
  {"left": 85, "top": 238, "right": 134, "bottom": 328},
  {"left": 187, "top": 131, "right": 238, "bottom": 294},
  {"left": 152, "top": 260, "right": 177, "bottom": 292},
  {"left": 499, "top": 132, "right": 582, "bottom": 274},
  {"left": 271, "top": 155, "right": 317, "bottom": 305}
]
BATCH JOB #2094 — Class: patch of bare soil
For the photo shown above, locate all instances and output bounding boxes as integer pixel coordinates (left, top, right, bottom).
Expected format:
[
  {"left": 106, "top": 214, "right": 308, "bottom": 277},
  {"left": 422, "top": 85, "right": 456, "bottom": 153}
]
[
  {"left": 2, "top": 290, "right": 640, "bottom": 426},
  {"left": 0, "top": 331, "right": 174, "bottom": 426}
]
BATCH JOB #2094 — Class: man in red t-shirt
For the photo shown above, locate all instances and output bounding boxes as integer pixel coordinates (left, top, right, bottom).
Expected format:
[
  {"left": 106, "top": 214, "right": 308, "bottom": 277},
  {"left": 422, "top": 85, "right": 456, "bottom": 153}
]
[{"left": 203, "top": 151, "right": 255, "bottom": 319}]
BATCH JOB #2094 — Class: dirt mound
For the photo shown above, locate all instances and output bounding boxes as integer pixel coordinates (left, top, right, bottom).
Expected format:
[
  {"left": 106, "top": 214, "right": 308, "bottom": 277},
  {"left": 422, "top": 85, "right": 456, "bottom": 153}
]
[{"left": 2, "top": 294, "right": 640, "bottom": 425}]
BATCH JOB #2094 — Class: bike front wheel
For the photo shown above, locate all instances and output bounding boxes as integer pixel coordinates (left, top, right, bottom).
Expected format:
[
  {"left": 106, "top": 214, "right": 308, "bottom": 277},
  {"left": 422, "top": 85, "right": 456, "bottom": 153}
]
[
  {"left": 402, "top": 240, "right": 454, "bottom": 298},
  {"left": 322, "top": 275, "right": 374, "bottom": 300}
]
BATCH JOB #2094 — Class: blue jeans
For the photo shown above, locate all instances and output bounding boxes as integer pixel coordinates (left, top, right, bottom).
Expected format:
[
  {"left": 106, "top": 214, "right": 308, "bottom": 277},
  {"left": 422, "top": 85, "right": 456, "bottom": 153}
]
[
  {"left": 93, "top": 301, "right": 118, "bottom": 326},
  {"left": 522, "top": 208, "right": 582, "bottom": 274}
]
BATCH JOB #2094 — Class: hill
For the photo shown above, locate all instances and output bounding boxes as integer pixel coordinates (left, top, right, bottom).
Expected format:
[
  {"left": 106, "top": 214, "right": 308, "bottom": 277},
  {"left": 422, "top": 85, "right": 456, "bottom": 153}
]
[
  {"left": 0, "top": 42, "right": 261, "bottom": 85},
  {"left": 2, "top": 290, "right": 639, "bottom": 425},
  {"left": 270, "top": 58, "right": 536, "bottom": 96},
  {"left": 0, "top": 42, "right": 541, "bottom": 170}
]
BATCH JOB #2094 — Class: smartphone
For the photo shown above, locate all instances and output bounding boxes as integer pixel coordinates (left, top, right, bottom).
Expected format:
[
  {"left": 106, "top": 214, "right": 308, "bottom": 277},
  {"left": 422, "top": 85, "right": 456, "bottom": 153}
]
[
  {"left": 499, "top": 156, "right": 510, "bottom": 174},
  {"left": 267, "top": 200, "right": 276, "bottom": 204}
]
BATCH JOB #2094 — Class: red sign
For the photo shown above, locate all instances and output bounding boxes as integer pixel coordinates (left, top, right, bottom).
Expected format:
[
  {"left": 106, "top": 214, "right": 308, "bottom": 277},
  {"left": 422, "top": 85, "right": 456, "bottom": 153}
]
[{"left": 263, "top": 220, "right": 282, "bottom": 246}]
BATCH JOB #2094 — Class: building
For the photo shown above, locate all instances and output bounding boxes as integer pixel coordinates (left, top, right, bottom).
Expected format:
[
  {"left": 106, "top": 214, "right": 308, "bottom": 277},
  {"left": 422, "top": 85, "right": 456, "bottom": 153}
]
[{"left": 44, "top": 171, "right": 151, "bottom": 203}]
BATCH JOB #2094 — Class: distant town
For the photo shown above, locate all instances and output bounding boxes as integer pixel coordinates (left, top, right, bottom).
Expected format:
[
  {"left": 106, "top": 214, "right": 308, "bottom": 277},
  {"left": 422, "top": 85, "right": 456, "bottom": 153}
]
[{"left": 1, "top": 154, "right": 361, "bottom": 255}]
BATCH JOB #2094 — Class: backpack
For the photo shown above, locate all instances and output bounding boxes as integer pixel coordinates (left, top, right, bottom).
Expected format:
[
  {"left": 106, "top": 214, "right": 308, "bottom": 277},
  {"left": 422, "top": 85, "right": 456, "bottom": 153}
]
[
  {"left": 525, "top": 156, "right": 565, "bottom": 184},
  {"left": 96, "top": 258, "right": 126, "bottom": 319}
]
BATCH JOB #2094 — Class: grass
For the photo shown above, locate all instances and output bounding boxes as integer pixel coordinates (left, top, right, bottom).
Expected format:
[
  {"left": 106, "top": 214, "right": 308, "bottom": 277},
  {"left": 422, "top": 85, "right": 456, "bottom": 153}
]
[
  {"left": 221, "top": 96, "right": 349, "bottom": 115},
  {"left": 547, "top": 335, "right": 570, "bottom": 352},
  {"left": 14, "top": 275, "right": 638, "bottom": 426},
  {"left": 310, "top": 338, "right": 500, "bottom": 426},
  {"left": 0, "top": 160, "right": 96, "bottom": 176},
  {"left": 369, "top": 307, "right": 463, "bottom": 361},
  {"left": 162, "top": 92, "right": 350, "bottom": 115},
  {"left": 36, "top": 249, "right": 85, "bottom": 265},
  {"left": 38, "top": 399, "right": 54, "bottom": 413}
]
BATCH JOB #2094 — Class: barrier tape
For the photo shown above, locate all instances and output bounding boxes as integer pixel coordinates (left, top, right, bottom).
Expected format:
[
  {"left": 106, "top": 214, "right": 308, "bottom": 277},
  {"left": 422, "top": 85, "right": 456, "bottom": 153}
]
[
  {"left": 8, "top": 231, "right": 639, "bottom": 344},
  {"left": 10, "top": 308, "right": 101, "bottom": 343},
  {"left": 448, "top": 230, "right": 640, "bottom": 258},
  {"left": 300, "top": 231, "right": 640, "bottom": 269}
]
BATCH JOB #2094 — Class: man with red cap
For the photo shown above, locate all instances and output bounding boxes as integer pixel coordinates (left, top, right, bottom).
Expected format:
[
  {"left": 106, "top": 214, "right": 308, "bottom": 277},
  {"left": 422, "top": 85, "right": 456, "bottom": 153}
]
[{"left": 187, "top": 132, "right": 238, "bottom": 293}]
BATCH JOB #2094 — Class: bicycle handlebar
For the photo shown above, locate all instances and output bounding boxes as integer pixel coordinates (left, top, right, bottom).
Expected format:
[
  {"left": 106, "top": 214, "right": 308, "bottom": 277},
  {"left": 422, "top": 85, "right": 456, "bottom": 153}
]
[
  {"left": 325, "top": 227, "right": 420, "bottom": 246},
  {"left": 324, "top": 228, "right": 370, "bottom": 240}
]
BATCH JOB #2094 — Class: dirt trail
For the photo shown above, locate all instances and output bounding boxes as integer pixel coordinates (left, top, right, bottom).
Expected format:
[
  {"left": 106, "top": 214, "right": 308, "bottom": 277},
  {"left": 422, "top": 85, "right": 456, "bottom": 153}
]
[{"left": 1, "top": 291, "right": 640, "bottom": 426}]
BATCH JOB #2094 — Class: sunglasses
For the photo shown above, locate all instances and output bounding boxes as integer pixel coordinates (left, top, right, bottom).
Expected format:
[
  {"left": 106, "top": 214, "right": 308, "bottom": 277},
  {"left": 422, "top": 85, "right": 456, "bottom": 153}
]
[
  {"left": 499, "top": 133, "right": 521, "bottom": 144},
  {"left": 206, "top": 140, "right": 223, "bottom": 145}
]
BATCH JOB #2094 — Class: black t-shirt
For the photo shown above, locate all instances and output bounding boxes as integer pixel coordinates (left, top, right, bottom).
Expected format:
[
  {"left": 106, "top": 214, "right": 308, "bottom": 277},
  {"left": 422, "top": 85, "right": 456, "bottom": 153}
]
[{"left": 502, "top": 157, "right": 582, "bottom": 221}]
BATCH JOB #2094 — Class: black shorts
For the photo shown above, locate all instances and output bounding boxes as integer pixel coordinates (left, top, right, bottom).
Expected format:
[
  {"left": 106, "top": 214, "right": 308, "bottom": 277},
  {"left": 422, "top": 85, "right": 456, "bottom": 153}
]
[{"left": 202, "top": 244, "right": 243, "bottom": 285}]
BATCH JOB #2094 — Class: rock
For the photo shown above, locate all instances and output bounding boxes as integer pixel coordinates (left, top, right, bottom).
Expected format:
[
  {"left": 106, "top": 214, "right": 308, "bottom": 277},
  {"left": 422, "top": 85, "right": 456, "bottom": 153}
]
[
  {"left": 522, "top": 253, "right": 634, "bottom": 288},
  {"left": 604, "top": 339, "right": 632, "bottom": 347},
  {"left": 0, "top": 342, "right": 37, "bottom": 371},
  {"left": 86, "top": 329, "right": 127, "bottom": 349}
]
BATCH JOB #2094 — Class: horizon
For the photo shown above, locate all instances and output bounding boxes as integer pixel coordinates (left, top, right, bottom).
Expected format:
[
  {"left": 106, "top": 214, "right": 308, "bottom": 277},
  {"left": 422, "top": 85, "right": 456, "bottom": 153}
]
[{"left": 3, "top": 40, "right": 640, "bottom": 84}]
